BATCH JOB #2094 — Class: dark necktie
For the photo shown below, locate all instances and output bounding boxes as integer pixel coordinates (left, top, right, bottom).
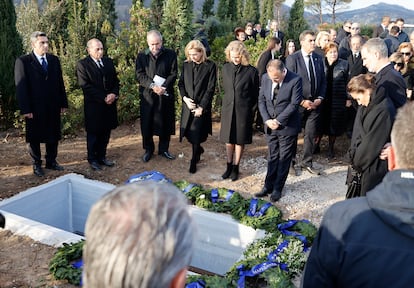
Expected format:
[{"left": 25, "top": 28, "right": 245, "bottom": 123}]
[
  {"left": 353, "top": 53, "right": 358, "bottom": 62},
  {"left": 41, "top": 57, "right": 48, "bottom": 72},
  {"left": 272, "top": 83, "right": 279, "bottom": 106},
  {"left": 308, "top": 54, "right": 316, "bottom": 96},
  {"left": 97, "top": 60, "right": 103, "bottom": 69}
]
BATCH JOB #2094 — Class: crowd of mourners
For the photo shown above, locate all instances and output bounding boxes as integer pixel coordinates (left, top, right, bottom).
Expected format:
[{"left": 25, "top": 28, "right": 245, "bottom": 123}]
[{"left": 5, "top": 15, "right": 414, "bottom": 288}]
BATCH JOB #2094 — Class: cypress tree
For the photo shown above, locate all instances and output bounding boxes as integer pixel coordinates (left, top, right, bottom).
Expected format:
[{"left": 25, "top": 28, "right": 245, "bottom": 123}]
[
  {"left": 260, "top": 0, "right": 273, "bottom": 26},
  {"left": 160, "top": 0, "right": 194, "bottom": 55},
  {"left": 243, "top": 0, "right": 260, "bottom": 24},
  {"left": 286, "top": 0, "right": 309, "bottom": 42},
  {"left": 216, "top": 0, "right": 229, "bottom": 21},
  {"left": 0, "top": 0, "right": 23, "bottom": 128},
  {"left": 201, "top": 0, "right": 215, "bottom": 19},
  {"left": 98, "top": 0, "right": 117, "bottom": 30}
]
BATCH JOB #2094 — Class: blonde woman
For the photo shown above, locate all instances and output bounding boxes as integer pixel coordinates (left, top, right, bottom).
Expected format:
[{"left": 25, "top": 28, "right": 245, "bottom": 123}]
[
  {"left": 178, "top": 40, "right": 217, "bottom": 173},
  {"left": 220, "top": 41, "right": 259, "bottom": 181},
  {"left": 397, "top": 42, "right": 414, "bottom": 100}
]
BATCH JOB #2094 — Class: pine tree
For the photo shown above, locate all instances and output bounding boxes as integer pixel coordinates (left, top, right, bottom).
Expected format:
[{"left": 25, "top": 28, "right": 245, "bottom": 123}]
[
  {"left": 160, "top": 0, "right": 194, "bottom": 56},
  {"left": 201, "top": 0, "right": 214, "bottom": 19},
  {"left": 0, "top": 0, "right": 23, "bottom": 128},
  {"left": 286, "top": 0, "right": 309, "bottom": 42}
]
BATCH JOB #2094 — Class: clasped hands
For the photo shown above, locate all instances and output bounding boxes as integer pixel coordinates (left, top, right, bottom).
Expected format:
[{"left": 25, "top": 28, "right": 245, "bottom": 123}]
[
  {"left": 302, "top": 98, "right": 322, "bottom": 110},
  {"left": 183, "top": 96, "right": 203, "bottom": 117},
  {"left": 265, "top": 119, "right": 279, "bottom": 130},
  {"left": 152, "top": 85, "right": 167, "bottom": 96}
]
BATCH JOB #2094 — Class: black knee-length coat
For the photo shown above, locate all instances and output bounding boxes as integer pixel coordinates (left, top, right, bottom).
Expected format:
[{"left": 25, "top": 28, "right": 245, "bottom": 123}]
[
  {"left": 15, "top": 52, "right": 68, "bottom": 143},
  {"left": 76, "top": 56, "right": 119, "bottom": 134},
  {"left": 178, "top": 60, "right": 217, "bottom": 144},
  {"left": 220, "top": 63, "right": 259, "bottom": 144}
]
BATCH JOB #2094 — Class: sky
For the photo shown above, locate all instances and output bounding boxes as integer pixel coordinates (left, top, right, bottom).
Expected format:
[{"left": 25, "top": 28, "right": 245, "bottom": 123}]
[{"left": 284, "top": 0, "right": 414, "bottom": 11}]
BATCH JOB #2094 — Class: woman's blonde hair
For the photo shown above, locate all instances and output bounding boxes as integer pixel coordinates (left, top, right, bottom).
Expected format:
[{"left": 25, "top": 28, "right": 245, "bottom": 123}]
[
  {"left": 184, "top": 40, "right": 207, "bottom": 63},
  {"left": 225, "top": 40, "right": 250, "bottom": 65}
]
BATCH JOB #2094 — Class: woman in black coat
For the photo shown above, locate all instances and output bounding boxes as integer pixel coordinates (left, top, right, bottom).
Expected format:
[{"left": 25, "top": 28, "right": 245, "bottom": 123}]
[
  {"left": 220, "top": 40, "right": 259, "bottom": 181},
  {"left": 178, "top": 40, "right": 217, "bottom": 173},
  {"left": 347, "top": 73, "right": 396, "bottom": 197},
  {"left": 321, "top": 42, "right": 349, "bottom": 158}
]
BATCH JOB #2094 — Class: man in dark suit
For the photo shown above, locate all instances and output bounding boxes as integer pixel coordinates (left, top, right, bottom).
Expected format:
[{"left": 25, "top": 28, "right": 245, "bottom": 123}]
[
  {"left": 286, "top": 30, "right": 326, "bottom": 175},
  {"left": 15, "top": 31, "right": 68, "bottom": 177},
  {"left": 255, "top": 60, "right": 302, "bottom": 202},
  {"left": 372, "top": 16, "right": 390, "bottom": 38},
  {"left": 346, "top": 34, "right": 367, "bottom": 138},
  {"left": 136, "top": 30, "right": 177, "bottom": 162},
  {"left": 76, "top": 38, "right": 119, "bottom": 171},
  {"left": 269, "top": 20, "right": 285, "bottom": 54},
  {"left": 361, "top": 38, "right": 406, "bottom": 109}
]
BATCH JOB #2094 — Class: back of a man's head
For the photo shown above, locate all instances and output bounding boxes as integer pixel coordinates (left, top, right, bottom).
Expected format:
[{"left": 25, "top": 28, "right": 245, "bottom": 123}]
[
  {"left": 83, "top": 181, "right": 194, "bottom": 288},
  {"left": 391, "top": 102, "right": 414, "bottom": 169},
  {"left": 362, "top": 38, "right": 389, "bottom": 59}
]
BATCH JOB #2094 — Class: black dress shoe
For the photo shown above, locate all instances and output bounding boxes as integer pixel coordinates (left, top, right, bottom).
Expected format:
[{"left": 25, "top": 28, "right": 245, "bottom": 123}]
[
  {"left": 99, "top": 159, "right": 114, "bottom": 167},
  {"left": 301, "top": 164, "right": 320, "bottom": 175},
  {"left": 255, "top": 188, "right": 271, "bottom": 197},
  {"left": 142, "top": 150, "right": 153, "bottom": 162},
  {"left": 33, "top": 165, "right": 45, "bottom": 177},
  {"left": 270, "top": 190, "right": 282, "bottom": 202},
  {"left": 45, "top": 162, "right": 64, "bottom": 171},
  {"left": 90, "top": 161, "right": 102, "bottom": 171},
  {"left": 159, "top": 151, "right": 175, "bottom": 160}
]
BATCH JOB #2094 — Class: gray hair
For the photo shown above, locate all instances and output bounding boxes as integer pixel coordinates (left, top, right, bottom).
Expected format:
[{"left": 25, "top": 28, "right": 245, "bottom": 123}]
[
  {"left": 391, "top": 101, "right": 414, "bottom": 169},
  {"left": 83, "top": 181, "right": 194, "bottom": 288},
  {"left": 362, "top": 38, "right": 389, "bottom": 59},
  {"left": 147, "top": 29, "right": 163, "bottom": 41},
  {"left": 30, "top": 31, "right": 47, "bottom": 43}
]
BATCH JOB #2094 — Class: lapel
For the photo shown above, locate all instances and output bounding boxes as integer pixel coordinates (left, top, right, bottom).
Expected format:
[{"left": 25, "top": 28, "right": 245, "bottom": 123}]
[{"left": 30, "top": 52, "right": 47, "bottom": 75}]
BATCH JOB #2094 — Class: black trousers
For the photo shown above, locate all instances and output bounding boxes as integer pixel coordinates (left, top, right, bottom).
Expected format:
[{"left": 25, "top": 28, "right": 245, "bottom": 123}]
[
  {"left": 142, "top": 134, "right": 170, "bottom": 154},
  {"left": 87, "top": 130, "right": 111, "bottom": 163},
  {"left": 264, "top": 133, "right": 297, "bottom": 193},
  {"left": 302, "top": 109, "right": 320, "bottom": 166},
  {"left": 29, "top": 141, "right": 58, "bottom": 166}
]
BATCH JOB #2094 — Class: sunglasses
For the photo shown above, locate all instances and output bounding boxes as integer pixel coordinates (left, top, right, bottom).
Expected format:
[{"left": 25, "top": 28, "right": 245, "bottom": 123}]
[
  {"left": 392, "top": 62, "right": 404, "bottom": 68},
  {"left": 345, "top": 26, "right": 351, "bottom": 29},
  {"left": 401, "top": 52, "right": 412, "bottom": 56}
]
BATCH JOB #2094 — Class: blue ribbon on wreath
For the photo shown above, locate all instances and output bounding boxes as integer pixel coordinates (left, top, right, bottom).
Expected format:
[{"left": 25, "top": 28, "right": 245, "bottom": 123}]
[
  {"left": 236, "top": 240, "right": 289, "bottom": 288},
  {"left": 277, "top": 219, "right": 310, "bottom": 251},
  {"left": 126, "top": 170, "right": 171, "bottom": 184},
  {"left": 182, "top": 183, "right": 199, "bottom": 193},
  {"left": 246, "top": 198, "right": 272, "bottom": 217},
  {"left": 211, "top": 188, "right": 234, "bottom": 203},
  {"left": 71, "top": 259, "right": 83, "bottom": 286},
  {"left": 185, "top": 279, "right": 206, "bottom": 288}
]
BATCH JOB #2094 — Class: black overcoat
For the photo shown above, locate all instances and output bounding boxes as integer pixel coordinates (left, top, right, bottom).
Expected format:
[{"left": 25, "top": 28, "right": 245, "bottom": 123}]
[
  {"left": 15, "top": 52, "right": 68, "bottom": 143},
  {"left": 76, "top": 56, "right": 119, "bottom": 133},
  {"left": 321, "top": 58, "right": 349, "bottom": 136},
  {"left": 178, "top": 60, "right": 217, "bottom": 143},
  {"left": 348, "top": 92, "right": 396, "bottom": 196},
  {"left": 135, "top": 47, "right": 177, "bottom": 137},
  {"left": 220, "top": 63, "right": 259, "bottom": 144}
]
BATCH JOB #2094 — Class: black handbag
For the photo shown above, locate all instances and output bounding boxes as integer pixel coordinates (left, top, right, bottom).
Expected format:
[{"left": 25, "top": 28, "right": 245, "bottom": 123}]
[{"left": 346, "top": 166, "right": 362, "bottom": 199}]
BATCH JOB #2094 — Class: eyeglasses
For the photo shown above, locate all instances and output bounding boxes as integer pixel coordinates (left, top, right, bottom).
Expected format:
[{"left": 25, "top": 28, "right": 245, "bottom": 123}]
[
  {"left": 401, "top": 52, "right": 412, "bottom": 56},
  {"left": 345, "top": 26, "right": 351, "bottom": 29}
]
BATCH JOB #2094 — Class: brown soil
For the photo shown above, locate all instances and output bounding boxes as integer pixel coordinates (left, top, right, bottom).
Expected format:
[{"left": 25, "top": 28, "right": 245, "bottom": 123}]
[{"left": 0, "top": 120, "right": 350, "bottom": 287}]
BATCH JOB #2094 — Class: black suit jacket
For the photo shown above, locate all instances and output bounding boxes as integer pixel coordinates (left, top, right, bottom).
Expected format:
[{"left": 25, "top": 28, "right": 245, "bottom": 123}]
[
  {"left": 285, "top": 51, "right": 326, "bottom": 101},
  {"left": 76, "top": 56, "right": 119, "bottom": 133},
  {"left": 375, "top": 64, "right": 407, "bottom": 109},
  {"left": 347, "top": 53, "right": 367, "bottom": 80},
  {"left": 258, "top": 70, "right": 302, "bottom": 136},
  {"left": 15, "top": 52, "right": 68, "bottom": 143}
]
